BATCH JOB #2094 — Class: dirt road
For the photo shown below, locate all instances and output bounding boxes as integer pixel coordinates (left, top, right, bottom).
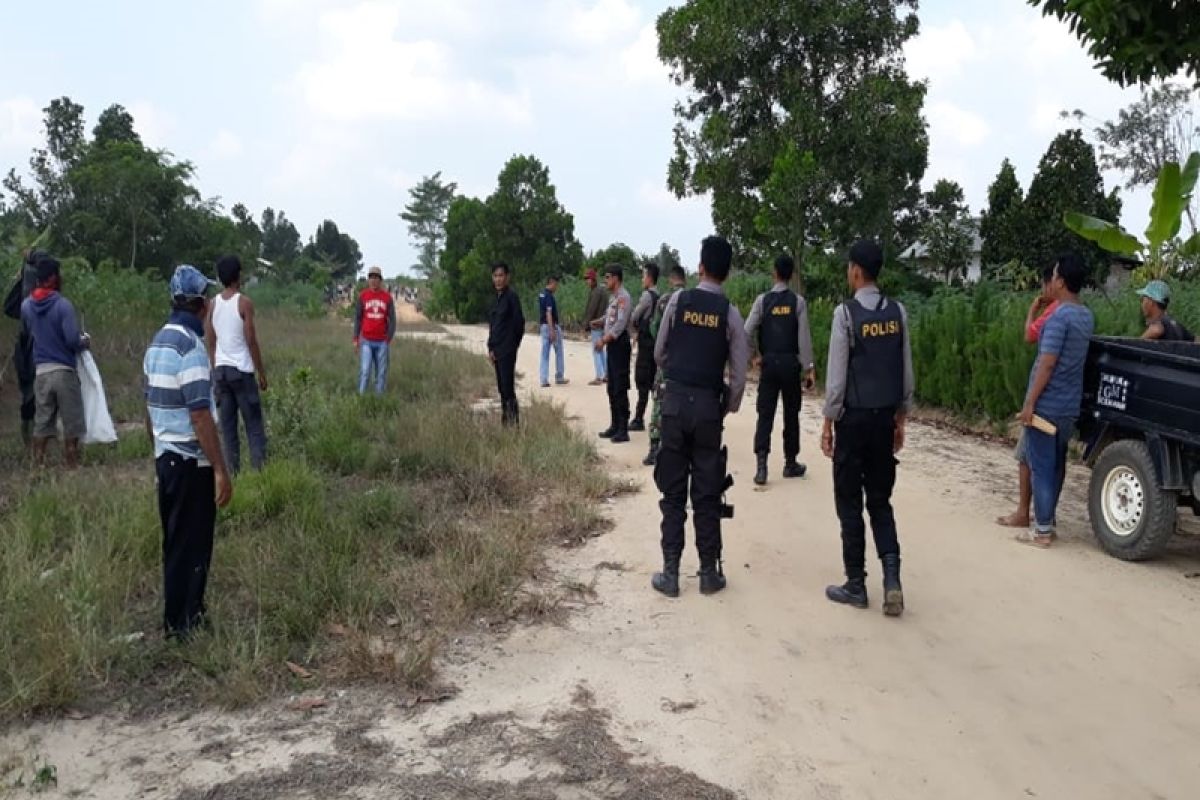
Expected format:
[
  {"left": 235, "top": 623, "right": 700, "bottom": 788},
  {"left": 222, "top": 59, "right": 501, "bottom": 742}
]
[{"left": 4, "top": 323, "right": 1200, "bottom": 799}]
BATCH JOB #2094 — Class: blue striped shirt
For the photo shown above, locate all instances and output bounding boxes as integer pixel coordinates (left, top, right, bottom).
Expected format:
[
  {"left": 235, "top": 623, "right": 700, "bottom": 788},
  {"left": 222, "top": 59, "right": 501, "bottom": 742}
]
[{"left": 144, "top": 311, "right": 212, "bottom": 464}]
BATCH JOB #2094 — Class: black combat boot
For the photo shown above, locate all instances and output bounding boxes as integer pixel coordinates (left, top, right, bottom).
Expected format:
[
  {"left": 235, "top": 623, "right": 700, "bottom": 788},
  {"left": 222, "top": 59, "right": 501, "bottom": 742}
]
[
  {"left": 611, "top": 421, "right": 630, "bottom": 443},
  {"left": 753, "top": 452, "right": 768, "bottom": 486},
  {"left": 782, "top": 458, "right": 806, "bottom": 478},
  {"left": 881, "top": 553, "right": 904, "bottom": 617},
  {"left": 698, "top": 560, "right": 727, "bottom": 595},
  {"left": 628, "top": 418, "right": 645, "bottom": 431},
  {"left": 825, "top": 575, "right": 868, "bottom": 608},
  {"left": 598, "top": 410, "right": 617, "bottom": 438},
  {"left": 651, "top": 555, "right": 681, "bottom": 597},
  {"left": 643, "top": 440, "right": 660, "bottom": 466}
]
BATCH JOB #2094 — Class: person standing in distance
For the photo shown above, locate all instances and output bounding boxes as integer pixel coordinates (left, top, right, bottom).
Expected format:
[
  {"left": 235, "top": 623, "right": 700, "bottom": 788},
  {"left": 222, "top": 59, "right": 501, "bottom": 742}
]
[
  {"left": 821, "top": 240, "right": 914, "bottom": 617},
  {"left": 643, "top": 264, "right": 687, "bottom": 466},
  {"left": 651, "top": 236, "right": 748, "bottom": 597},
  {"left": 205, "top": 255, "right": 268, "bottom": 473},
  {"left": 744, "top": 254, "right": 816, "bottom": 485},
  {"left": 144, "top": 265, "right": 233, "bottom": 639},
  {"left": 537, "top": 274, "right": 568, "bottom": 387},
  {"left": 629, "top": 261, "right": 661, "bottom": 432},
  {"left": 353, "top": 265, "right": 396, "bottom": 395},
  {"left": 4, "top": 248, "right": 41, "bottom": 447},
  {"left": 21, "top": 254, "right": 91, "bottom": 468},
  {"left": 583, "top": 268, "right": 608, "bottom": 385},
  {"left": 488, "top": 262, "right": 525, "bottom": 426},
  {"left": 597, "top": 264, "right": 632, "bottom": 443}
]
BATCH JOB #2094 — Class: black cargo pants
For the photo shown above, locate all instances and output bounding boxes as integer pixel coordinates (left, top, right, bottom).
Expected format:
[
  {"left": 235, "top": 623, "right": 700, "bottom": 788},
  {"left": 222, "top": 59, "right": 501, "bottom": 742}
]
[
  {"left": 832, "top": 407, "right": 900, "bottom": 578},
  {"left": 754, "top": 353, "right": 802, "bottom": 458},
  {"left": 654, "top": 383, "right": 726, "bottom": 565},
  {"left": 605, "top": 332, "right": 631, "bottom": 429}
]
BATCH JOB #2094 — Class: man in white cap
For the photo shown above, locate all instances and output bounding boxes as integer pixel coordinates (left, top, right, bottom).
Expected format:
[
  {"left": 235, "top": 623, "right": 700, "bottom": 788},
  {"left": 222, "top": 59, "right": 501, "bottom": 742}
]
[
  {"left": 1139, "top": 280, "right": 1195, "bottom": 341},
  {"left": 354, "top": 265, "right": 396, "bottom": 394}
]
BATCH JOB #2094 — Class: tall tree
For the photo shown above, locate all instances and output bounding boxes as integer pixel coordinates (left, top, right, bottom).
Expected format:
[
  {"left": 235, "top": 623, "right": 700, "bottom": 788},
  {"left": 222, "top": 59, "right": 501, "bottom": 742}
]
[
  {"left": 260, "top": 207, "right": 302, "bottom": 267},
  {"left": 3, "top": 97, "right": 88, "bottom": 228},
  {"left": 438, "top": 196, "right": 491, "bottom": 322},
  {"left": 303, "top": 219, "right": 363, "bottom": 282},
  {"left": 477, "top": 155, "right": 583, "bottom": 287},
  {"left": 658, "top": 0, "right": 928, "bottom": 262},
  {"left": 1029, "top": 0, "right": 1200, "bottom": 86},
  {"left": 655, "top": 242, "right": 682, "bottom": 273},
  {"left": 1024, "top": 130, "right": 1122, "bottom": 282},
  {"left": 919, "top": 188, "right": 974, "bottom": 285},
  {"left": 585, "top": 242, "right": 640, "bottom": 276},
  {"left": 400, "top": 171, "right": 457, "bottom": 277},
  {"left": 92, "top": 104, "right": 142, "bottom": 148},
  {"left": 979, "top": 159, "right": 1027, "bottom": 269}
]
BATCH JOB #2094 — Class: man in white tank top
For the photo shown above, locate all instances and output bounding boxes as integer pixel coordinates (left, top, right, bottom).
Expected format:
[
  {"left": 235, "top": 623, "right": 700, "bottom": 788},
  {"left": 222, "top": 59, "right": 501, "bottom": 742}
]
[{"left": 204, "top": 255, "right": 268, "bottom": 473}]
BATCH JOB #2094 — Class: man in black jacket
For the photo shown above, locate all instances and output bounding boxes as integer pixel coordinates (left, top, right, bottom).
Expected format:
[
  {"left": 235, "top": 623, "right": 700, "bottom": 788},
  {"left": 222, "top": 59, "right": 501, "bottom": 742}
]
[{"left": 488, "top": 262, "right": 525, "bottom": 426}]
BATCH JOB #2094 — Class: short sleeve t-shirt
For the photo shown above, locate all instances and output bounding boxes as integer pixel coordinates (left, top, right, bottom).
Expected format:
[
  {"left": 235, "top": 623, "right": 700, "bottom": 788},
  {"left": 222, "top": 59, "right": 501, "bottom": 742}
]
[
  {"left": 1029, "top": 303, "right": 1095, "bottom": 421},
  {"left": 537, "top": 289, "right": 559, "bottom": 326}
]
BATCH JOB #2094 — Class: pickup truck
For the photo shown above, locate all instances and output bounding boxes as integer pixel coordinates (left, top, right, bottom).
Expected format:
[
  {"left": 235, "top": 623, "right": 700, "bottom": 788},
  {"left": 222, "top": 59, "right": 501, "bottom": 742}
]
[{"left": 1078, "top": 336, "right": 1200, "bottom": 560}]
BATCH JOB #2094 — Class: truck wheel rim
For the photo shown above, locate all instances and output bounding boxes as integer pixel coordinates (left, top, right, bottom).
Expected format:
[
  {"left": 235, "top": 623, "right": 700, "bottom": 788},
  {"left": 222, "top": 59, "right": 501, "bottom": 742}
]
[{"left": 1101, "top": 467, "right": 1144, "bottom": 537}]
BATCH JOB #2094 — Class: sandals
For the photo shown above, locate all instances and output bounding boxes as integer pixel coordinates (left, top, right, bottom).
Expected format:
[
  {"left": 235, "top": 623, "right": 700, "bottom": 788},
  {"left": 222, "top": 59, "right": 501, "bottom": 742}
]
[{"left": 1014, "top": 530, "right": 1054, "bottom": 549}]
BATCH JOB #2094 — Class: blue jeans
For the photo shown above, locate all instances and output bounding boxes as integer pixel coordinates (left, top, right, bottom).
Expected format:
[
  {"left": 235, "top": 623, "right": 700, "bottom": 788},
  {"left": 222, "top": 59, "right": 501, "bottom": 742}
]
[
  {"left": 589, "top": 329, "right": 607, "bottom": 380},
  {"left": 358, "top": 340, "right": 389, "bottom": 394},
  {"left": 213, "top": 366, "right": 267, "bottom": 473},
  {"left": 540, "top": 324, "right": 565, "bottom": 385},
  {"left": 1025, "top": 418, "right": 1074, "bottom": 533}
]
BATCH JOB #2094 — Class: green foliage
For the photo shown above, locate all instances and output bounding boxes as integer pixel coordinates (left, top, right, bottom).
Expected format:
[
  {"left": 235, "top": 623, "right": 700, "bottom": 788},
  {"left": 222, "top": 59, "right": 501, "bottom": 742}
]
[
  {"left": 1092, "top": 83, "right": 1200, "bottom": 195},
  {"left": 585, "top": 242, "right": 641, "bottom": 275},
  {"left": 1029, "top": 1, "right": 1200, "bottom": 87},
  {"left": 658, "top": 0, "right": 927, "bottom": 259},
  {"left": 401, "top": 172, "right": 457, "bottom": 277},
  {"left": 980, "top": 159, "right": 1027, "bottom": 273},
  {"left": 1024, "top": 129, "right": 1122, "bottom": 284},
  {"left": 431, "top": 156, "right": 583, "bottom": 322},
  {"left": 302, "top": 219, "right": 363, "bottom": 283},
  {"left": 1065, "top": 151, "right": 1200, "bottom": 280}
]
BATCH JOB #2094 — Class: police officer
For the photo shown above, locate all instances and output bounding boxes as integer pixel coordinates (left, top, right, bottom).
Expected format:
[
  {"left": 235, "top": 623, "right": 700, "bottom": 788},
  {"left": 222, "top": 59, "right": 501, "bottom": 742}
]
[
  {"left": 597, "top": 264, "right": 632, "bottom": 443},
  {"left": 651, "top": 236, "right": 749, "bottom": 597},
  {"left": 821, "top": 240, "right": 913, "bottom": 617},
  {"left": 629, "top": 261, "right": 661, "bottom": 432},
  {"left": 643, "top": 265, "right": 687, "bottom": 466},
  {"left": 744, "top": 254, "right": 815, "bottom": 485}
]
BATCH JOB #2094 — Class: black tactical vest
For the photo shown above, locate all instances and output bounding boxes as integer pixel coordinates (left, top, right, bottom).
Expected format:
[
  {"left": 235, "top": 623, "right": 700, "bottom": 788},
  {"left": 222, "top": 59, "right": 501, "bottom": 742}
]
[
  {"left": 1160, "top": 314, "right": 1195, "bottom": 342},
  {"left": 845, "top": 295, "right": 904, "bottom": 410},
  {"left": 666, "top": 289, "right": 730, "bottom": 391},
  {"left": 638, "top": 289, "right": 660, "bottom": 348},
  {"left": 759, "top": 289, "right": 799, "bottom": 354}
]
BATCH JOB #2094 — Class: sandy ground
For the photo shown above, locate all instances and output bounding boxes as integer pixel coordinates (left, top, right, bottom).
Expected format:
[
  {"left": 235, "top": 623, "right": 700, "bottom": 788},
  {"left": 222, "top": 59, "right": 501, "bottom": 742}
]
[{"left": 4, "top": 312, "right": 1200, "bottom": 799}]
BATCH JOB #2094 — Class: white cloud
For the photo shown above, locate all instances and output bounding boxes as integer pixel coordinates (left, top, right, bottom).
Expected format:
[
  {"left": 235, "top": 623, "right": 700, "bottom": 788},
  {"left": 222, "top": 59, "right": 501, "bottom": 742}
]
[
  {"left": 377, "top": 166, "right": 414, "bottom": 191},
  {"left": 637, "top": 179, "right": 708, "bottom": 214},
  {"left": 905, "top": 20, "right": 979, "bottom": 83},
  {"left": 295, "top": 2, "right": 532, "bottom": 125},
  {"left": 128, "top": 101, "right": 175, "bottom": 149},
  {"left": 209, "top": 129, "right": 244, "bottom": 159},
  {"left": 621, "top": 22, "right": 664, "bottom": 84},
  {"left": 928, "top": 101, "right": 990, "bottom": 147},
  {"left": 0, "top": 97, "right": 40, "bottom": 151},
  {"left": 566, "top": 0, "right": 640, "bottom": 46}
]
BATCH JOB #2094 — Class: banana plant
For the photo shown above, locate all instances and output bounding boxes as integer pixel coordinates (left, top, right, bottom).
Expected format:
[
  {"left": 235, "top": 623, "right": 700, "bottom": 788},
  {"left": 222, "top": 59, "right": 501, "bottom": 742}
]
[{"left": 1064, "top": 152, "right": 1200, "bottom": 280}]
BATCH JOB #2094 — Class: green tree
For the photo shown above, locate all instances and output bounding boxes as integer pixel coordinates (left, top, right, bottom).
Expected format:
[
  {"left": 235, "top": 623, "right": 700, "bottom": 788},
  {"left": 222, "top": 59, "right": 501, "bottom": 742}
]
[
  {"left": 436, "top": 195, "right": 489, "bottom": 320},
  {"left": 67, "top": 140, "right": 197, "bottom": 270},
  {"left": 303, "top": 220, "right": 363, "bottom": 282},
  {"left": 658, "top": 0, "right": 928, "bottom": 261},
  {"left": 477, "top": 155, "right": 583, "bottom": 288},
  {"left": 260, "top": 207, "right": 302, "bottom": 267},
  {"left": 979, "top": 158, "right": 1027, "bottom": 270},
  {"left": 655, "top": 242, "right": 682, "bottom": 273},
  {"left": 3, "top": 97, "right": 88, "bottom": 228},
  {"left": 1029, "top": 0, "right": 1200, "bottom": 86},
  {"left": 1024, "top": 130, "right": 1122, "bottom": 283},
  {"left": 92, "top": 104, "right": 142, "bottom": 148},
  {"left": 400, "top": 171, "right": 458, "bottom": 277},
  {"left": 585, "top": 242, "right": 640, "bottom": 276}
]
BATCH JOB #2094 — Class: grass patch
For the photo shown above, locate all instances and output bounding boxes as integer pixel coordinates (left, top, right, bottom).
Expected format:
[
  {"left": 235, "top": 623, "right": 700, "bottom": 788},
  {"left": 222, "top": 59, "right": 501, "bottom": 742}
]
[{"left": 0, "top": 314, "right": 618, "bottom": 722}]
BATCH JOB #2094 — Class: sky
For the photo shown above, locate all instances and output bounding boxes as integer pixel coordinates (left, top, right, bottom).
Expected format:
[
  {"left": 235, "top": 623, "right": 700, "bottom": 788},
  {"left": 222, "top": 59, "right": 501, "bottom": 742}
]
[{"left": 0, "top": 0, "right": 1155, "bottom": 278}]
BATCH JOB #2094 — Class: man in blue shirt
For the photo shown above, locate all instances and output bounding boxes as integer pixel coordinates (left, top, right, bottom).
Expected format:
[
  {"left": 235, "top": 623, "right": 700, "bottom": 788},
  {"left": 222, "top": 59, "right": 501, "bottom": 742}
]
[
  {"left": 537, "top": 275, "right": 568, "bottom": 388},
  {"left": 1017, "top": 252, "right": 1094, "bottom": 548},
  {"left": 144, "top": 265, "right": 233, "bottom": 639}
]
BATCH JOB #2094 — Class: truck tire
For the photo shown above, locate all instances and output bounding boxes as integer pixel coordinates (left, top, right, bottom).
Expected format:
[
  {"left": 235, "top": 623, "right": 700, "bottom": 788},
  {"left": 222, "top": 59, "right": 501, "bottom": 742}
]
[{"left": 1088, "top": 440, "right": 1178, "bottom": 561}]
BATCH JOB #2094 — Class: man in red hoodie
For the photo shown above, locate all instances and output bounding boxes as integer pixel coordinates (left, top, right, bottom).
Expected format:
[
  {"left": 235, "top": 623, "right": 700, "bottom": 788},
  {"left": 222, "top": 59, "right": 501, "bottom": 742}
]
[{"left": 353, "top": 265, "right": 396, "bottom": 394}]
